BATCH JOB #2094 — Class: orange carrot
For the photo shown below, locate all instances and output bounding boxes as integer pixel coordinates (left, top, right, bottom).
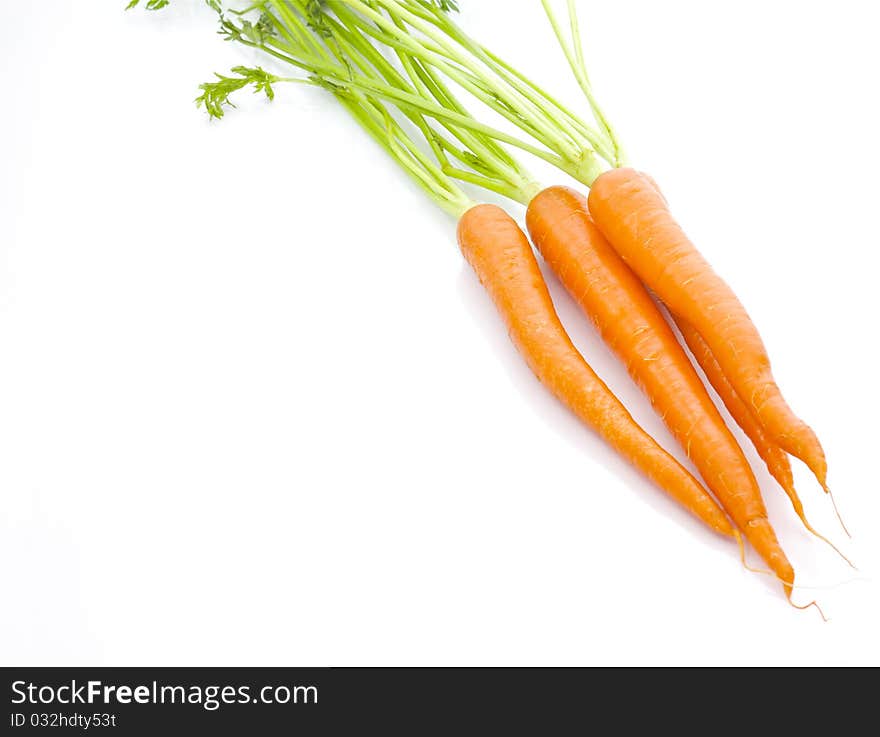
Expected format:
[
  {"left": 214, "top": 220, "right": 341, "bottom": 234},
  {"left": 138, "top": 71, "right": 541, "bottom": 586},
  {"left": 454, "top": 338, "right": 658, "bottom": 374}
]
[
  {"left": 458, "top": 203, "right": 734, "bottom": 537},
  {"left": 673, "top": 316, "right": 853, "bottom": 565},
  {"left": 673, "top": 317, "right": 797, "bottom": 501},
  {"left": 588, "top": 168, "right": 828, "bottom": 491},
  {"left": 525, "top": 186, "right": 794, "bottom": 591}
]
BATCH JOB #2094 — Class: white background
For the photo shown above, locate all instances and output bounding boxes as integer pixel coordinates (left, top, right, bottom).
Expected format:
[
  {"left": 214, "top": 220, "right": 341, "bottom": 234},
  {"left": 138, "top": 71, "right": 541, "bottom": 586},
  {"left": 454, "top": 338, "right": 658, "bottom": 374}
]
[{"left": 2, "top": 1, "right": 878, "bottom": 666}]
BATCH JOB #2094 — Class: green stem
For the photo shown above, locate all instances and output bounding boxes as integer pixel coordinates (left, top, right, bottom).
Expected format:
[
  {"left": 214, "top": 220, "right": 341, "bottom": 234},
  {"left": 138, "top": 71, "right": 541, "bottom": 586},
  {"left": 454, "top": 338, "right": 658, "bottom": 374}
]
[
  {"left": 211, "top": 2, "right": 608, "bottom": 196},
  {"left": 253, "top": 3, "right": 474, "bottom": 217},
  {"left": 346, "top": 96, "right": 474, "bottom": 217},
  {"left": 409, "top": 1, "right": 614, "bottom": 162},
  {"left": 249, "top": 30, "right": 574, "bottom": 176},
  {"left": 374, "top": 13, "right": 537, "bottom": 201},
  {"left": 330, "top": 0, "right": 584, "bottom": 162},
  {"left": 327, "top": 5, "right": 465, "bottom": 175},
  {"left": 541, "top": 0, "right": 623, "bottom": 166}
]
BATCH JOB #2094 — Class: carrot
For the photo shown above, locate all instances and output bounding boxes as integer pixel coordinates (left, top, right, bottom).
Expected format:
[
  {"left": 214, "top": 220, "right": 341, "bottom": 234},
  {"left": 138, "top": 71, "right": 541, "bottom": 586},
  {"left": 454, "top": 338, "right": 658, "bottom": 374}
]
[
  {"left": 587, "top": 167, "right": 828, "bottom": 491},
  {"left": 673, "top": 317, "right": 798, "bottom": 502},
  {"left": 525, "top": 186, "right": 796, "bottom": 590},
  {"left": 458, "top": 203, "right": 734, "bottom": 538},
  {"left": 673, "top": 316, "right": 853, "bottom": 565}
]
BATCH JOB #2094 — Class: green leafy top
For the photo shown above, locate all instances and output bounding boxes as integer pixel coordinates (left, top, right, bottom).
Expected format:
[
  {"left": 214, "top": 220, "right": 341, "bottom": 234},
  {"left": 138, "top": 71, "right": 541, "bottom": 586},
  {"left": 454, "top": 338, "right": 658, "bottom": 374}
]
[
  {"left": 290, "top": 0, "right": 620, "bottom": 181},
  {"left": 126, "top": 0, "right": 222, "bottom": 12},
  {"left": 415, "top": 0, "right": 459, "bottom": 12},
  {"left": 130, "top": 0, "right": 620, "bottom": 209},
  {"left": 195, "top": 66, "right": 280, "bottom": 119},
  {"left": 126, "top": 0, "right": 170, "bottom": 9},
  {"left": 190, "top": 1, "right": 537, "bottom": 216}
]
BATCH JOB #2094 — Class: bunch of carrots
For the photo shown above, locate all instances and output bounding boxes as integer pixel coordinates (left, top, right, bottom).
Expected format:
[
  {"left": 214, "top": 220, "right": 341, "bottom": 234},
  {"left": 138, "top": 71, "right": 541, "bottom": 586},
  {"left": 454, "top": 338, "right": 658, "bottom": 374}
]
[{"left": 131, "top": 0, "right": 850, "bottom": 612}]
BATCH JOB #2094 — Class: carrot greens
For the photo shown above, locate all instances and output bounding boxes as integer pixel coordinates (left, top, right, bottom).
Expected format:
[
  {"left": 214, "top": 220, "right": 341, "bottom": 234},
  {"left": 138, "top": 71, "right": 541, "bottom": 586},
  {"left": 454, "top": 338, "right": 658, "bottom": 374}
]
[{"left": 156, "top": 1, "right": 618, "bottom": 187}]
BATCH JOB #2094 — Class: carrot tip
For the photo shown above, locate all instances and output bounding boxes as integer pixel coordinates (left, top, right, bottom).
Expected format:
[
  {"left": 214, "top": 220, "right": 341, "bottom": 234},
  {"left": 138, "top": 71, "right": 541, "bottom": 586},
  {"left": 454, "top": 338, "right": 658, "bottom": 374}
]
[
  {"left": 788, "top": 501, "right": 857, "bottom": 569},
  {"left": 781, "top": 482, "right": 855, "bottom": 568},
  {"left": 734, "top": 530, "right": 773, "bottom": 576},
  {"left": 827, "top": 488, "right": 853, "bottom": 539},
  {"left": 806, "top": 524, "right": 857, "bottom": 570},
  {"left": 737, "top": 535, "right": 830, "bottom": 619},
  {"left": 788, "top": 597, "right": 829, "bottom": 622}
]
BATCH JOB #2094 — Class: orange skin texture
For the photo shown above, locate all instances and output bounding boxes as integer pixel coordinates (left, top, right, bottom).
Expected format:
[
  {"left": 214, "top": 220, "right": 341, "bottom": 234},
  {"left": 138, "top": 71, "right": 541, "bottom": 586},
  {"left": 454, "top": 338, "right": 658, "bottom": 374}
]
[
  {"left": 673, "top": 316, "right": 805, "bottom": 519},
  {"left": 457, "top": 203, "right": 733, "bottom": 538},
  {"left": 588, "top": 168, "right": 827, "bottom": 492},
  {"left": 525, "top": 187, "right": 792, "bottom": 591}
]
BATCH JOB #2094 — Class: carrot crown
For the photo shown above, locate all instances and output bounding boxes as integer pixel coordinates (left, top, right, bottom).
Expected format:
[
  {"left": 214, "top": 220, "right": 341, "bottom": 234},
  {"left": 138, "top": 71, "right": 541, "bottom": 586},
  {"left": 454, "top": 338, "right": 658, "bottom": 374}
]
[{"left": 131, "top": 1, "right": 623, "bottom": 196}]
